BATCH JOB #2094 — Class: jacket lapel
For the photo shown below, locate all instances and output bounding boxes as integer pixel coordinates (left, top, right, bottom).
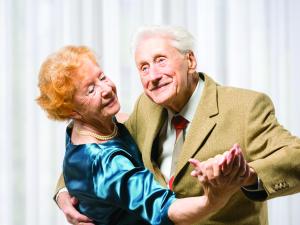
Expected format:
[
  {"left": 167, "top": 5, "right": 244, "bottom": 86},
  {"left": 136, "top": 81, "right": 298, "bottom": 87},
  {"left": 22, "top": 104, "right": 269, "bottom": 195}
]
[
  {"left": 175, "top": 74, "right": 219, "bottom": 175},
  {"left": 141, "top": 102, "right": 167, "bottom": 185}
]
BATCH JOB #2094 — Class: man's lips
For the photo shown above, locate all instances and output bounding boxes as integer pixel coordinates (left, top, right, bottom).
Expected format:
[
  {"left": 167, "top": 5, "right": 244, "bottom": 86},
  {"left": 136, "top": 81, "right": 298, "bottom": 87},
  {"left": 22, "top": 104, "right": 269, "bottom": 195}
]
[{"left": 150, "top": 82, "right": 170, "bottom": 91}]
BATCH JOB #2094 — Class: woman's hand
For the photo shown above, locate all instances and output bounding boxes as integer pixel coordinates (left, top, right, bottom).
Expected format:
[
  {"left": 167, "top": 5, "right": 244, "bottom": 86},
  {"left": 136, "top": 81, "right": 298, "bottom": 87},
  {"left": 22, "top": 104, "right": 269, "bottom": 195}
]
[{"left": 188, "top": 144, "right": 254, "bottom": 207}]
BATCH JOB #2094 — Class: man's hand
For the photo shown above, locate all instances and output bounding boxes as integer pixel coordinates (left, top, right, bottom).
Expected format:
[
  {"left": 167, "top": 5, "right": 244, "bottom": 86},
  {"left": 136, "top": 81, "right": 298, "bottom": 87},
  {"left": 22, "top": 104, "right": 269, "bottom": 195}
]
[
  {"left": 57, "top": 191, "right": 94, "bottom": 225},
  {"left": 219, "top": 144, "right": 258, "bottom": 187},
  {"left": 188, "top": 144, "right": 257, "bottom": 207},
  {"left": 189, "top": 144, "right": 257, "bottom": 186}
]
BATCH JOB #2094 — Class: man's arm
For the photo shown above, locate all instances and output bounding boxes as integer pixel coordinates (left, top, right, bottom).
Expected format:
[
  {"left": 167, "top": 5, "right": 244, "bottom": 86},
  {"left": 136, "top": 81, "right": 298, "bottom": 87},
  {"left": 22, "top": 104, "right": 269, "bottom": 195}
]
[
  {"left": 245, "top": 93, "right": 300, "bottom": 200},
  {"left": 54, "top": 174, "right": 94, "bottom": 225},
  {"left": 54, "top": 174, "right": 65, "bottom": 199},
  {"left": 56, "top": 191, "right": 94, "bottom": 225}
]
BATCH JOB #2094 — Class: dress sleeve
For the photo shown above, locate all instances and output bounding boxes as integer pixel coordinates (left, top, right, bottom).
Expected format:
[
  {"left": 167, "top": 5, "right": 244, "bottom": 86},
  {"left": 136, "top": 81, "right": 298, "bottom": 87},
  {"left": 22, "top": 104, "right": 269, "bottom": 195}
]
[{"left": 91, "top": 148, "right": 176, "bottom": 225}]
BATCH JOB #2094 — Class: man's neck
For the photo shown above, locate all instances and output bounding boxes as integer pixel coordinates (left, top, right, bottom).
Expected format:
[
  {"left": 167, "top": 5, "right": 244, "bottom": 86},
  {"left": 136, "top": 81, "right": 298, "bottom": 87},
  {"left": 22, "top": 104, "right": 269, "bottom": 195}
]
[{"left": 168, "top": 72, "right": 200, "bottom": 113}]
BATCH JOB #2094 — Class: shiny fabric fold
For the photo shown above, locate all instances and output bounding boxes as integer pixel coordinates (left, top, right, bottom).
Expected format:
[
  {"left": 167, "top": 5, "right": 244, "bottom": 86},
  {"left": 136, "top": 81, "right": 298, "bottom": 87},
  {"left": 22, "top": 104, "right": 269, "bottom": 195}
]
[{"left": 63, "top": 123, "right": 176, "bottom": 225}]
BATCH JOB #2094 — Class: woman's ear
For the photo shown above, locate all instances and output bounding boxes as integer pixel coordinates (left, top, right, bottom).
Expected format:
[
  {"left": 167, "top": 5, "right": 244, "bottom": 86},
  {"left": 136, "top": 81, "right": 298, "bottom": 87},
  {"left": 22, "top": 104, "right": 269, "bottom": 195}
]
[
  {"left": 70, "top": 111, "right": 82, "bottom": 120},
  {"left": 186, "top": 51, "right": 197, "bottom": 73}
]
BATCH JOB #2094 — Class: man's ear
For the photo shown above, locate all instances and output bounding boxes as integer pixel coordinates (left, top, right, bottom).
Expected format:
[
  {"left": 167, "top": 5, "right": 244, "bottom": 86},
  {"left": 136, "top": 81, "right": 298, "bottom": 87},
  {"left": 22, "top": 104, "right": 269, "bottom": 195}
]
[{"left": 186, "top": 51, "right": 197, "bottom": 73}]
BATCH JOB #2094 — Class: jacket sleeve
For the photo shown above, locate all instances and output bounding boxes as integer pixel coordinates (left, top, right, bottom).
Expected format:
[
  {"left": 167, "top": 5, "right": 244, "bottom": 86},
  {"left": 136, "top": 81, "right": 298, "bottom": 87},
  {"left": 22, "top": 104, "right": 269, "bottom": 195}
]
[
  {"left": 53, "top": 174, "right": 66, "bottom": 201},
  {"left": 246, "top": 93, "right": 300, "bottom": 199}
]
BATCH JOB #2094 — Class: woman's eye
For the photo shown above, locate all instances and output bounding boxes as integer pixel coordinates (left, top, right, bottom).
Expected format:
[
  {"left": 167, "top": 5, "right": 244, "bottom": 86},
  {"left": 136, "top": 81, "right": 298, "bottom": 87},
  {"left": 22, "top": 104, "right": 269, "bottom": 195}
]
[
  {"left": 88, "top": 85, "right": 95, "bottom": 94},
  {"left": 99, "top": 75, "right": 106, "bottom": 81}
]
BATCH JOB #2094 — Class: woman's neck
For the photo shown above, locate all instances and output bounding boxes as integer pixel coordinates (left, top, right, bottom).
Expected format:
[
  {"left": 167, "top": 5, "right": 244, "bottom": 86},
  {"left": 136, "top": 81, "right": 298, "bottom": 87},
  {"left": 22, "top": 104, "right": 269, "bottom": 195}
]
[
  {"left": 71, "top": 119, "right": 116, "bottom": 144},
  {"left": 74, "top": 119, "right": 115, "bottom": 135}
]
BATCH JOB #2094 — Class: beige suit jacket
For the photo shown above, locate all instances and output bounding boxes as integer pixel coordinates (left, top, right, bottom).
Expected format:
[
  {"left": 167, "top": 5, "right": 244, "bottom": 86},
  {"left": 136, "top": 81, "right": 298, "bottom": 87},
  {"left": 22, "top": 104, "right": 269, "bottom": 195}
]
[
  {"left": 123, "top": 73, "right": 300, "bottom": 225},
  {"left": 56, "top": 73, "right": 300, "bottom": 225}
]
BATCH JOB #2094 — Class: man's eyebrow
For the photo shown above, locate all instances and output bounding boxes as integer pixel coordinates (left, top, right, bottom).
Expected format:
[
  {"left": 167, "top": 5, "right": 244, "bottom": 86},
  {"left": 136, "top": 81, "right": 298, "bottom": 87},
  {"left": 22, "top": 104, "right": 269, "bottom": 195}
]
[
  {"left": 138, "top": 54, "right": 166, "bottom": 64},
  {"left": 137, "top": 60, "right": 147, "bottom": 67}
]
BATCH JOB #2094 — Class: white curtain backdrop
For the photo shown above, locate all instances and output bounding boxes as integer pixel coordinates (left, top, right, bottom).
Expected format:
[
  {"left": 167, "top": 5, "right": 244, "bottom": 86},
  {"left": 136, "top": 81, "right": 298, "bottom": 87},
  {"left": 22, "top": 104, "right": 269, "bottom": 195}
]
[{"left": 0, "top": 0, "right": 299, "bottom": 224}]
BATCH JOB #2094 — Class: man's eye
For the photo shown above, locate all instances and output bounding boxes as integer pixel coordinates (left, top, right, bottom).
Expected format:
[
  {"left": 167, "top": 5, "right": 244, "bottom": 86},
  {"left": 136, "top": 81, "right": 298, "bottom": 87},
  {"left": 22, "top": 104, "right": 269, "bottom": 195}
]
[
  {"left": 88, "top": 85, "right": 95, "bottom": 94},
  {"left": 157, "top": 57, "right": 166, "bottom": 63},
  {"left": 141, "top": 65, "right": 149, "bottom": 72}
]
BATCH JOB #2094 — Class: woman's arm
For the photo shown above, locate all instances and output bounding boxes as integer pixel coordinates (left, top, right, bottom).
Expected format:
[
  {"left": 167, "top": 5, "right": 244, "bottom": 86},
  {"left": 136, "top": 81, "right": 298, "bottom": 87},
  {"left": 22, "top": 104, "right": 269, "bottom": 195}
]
[{"left": 60, "top": 144, "right": 248, "bottom": 225}]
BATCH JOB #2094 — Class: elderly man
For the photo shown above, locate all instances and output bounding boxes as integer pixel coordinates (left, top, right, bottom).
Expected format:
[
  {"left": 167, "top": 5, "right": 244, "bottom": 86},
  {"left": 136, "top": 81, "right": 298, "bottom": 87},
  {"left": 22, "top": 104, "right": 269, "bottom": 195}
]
[{"left": 55, "top": 25, "right": 300, "bottom": 225}]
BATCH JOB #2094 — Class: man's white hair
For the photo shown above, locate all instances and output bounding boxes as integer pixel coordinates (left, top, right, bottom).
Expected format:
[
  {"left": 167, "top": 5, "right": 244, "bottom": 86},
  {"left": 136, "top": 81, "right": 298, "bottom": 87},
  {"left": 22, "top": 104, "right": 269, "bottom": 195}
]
[{"left": 131, "top": 25, "right": 196, "bottom": 54}]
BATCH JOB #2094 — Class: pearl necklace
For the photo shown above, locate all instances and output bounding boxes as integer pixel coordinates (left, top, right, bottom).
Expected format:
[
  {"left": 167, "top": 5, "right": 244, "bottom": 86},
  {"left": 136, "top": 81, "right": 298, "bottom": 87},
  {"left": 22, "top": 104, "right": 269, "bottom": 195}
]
[{"left": 76, "top": 123, "right": 118, "bottom": 141}]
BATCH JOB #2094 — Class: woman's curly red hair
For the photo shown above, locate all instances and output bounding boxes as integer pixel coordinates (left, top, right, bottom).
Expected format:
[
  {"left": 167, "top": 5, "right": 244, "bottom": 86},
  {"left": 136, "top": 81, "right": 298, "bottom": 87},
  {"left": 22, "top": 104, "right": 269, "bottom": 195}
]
[{"left": 36, "top": 46, "right": 97, "bottom": 120}]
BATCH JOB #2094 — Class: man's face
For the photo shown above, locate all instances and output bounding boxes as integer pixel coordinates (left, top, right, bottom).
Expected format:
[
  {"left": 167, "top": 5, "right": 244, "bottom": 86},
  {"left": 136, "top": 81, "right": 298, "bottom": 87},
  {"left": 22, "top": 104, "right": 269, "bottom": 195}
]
[{"left": 134, "top": 36, "right": 197, "bottom": 112}]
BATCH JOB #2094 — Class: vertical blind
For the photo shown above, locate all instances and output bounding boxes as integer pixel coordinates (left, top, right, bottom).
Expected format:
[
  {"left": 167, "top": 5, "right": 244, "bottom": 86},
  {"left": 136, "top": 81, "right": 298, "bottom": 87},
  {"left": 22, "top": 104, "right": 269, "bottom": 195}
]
[{"left": 0, "top": 0, "right": 299, "bottom": 224}]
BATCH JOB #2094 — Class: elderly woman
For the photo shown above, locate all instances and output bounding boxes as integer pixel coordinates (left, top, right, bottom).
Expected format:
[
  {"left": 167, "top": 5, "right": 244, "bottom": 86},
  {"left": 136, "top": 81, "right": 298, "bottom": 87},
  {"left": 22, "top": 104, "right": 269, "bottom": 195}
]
[{"left": 36, "top": 46, "right": 249, "bottom": 225}]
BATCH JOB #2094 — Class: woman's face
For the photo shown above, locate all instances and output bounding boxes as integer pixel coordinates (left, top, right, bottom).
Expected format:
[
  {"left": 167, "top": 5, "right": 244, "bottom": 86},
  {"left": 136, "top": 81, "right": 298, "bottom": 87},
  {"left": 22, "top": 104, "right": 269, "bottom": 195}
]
[{"left": 72, "top": 57, "right": 120, "bottom": 125}]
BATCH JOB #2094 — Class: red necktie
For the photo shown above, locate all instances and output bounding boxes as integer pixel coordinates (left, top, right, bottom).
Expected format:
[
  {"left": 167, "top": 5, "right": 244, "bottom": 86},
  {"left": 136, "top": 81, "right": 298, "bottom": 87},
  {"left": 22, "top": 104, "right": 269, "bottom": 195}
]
[
  {"left": 171, "top": 115, "right": 189, "bottom": 140},
  {"left": 169, "top": 115, "right": 189, "bottom": 190}
]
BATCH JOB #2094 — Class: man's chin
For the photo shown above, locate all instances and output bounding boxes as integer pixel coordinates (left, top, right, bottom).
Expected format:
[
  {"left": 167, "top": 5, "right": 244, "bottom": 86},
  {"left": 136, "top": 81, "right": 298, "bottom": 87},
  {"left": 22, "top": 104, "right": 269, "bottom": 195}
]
[
  {"left": 148, "top": 94, "right": 172, "bottom": 106},
  {"left": 145, "top": 87, "right": 174, "bottom": 102}
]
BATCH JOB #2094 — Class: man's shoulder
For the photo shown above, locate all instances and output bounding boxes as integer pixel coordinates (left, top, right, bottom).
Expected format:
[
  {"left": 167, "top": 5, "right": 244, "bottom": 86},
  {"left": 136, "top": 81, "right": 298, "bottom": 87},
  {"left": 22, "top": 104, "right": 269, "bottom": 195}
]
[
  {"left": 217, "top": 84, "right": 268, "bottom": 100},
  {"left": 202, "top": 73, "right": 269, "bottom": 101},
  {"left": 136, "top": 93, "right": 164, "bottom": 111},
  {"left": 125, "top": 93, "right": 164, "bottom": 134},
  {"left": 214, "top": 84, "right": 274, "bottom": 112}
]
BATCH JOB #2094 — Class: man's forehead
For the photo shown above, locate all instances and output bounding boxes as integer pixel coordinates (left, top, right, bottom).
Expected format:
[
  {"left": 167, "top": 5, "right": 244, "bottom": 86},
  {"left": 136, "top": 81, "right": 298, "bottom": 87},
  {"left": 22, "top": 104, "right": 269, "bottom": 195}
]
[
  {"left": 137, "top": 36, "right": 172, "bottom": 48},
  {"left": 135, "top": 38, "right": 177, "bottom": 60}
]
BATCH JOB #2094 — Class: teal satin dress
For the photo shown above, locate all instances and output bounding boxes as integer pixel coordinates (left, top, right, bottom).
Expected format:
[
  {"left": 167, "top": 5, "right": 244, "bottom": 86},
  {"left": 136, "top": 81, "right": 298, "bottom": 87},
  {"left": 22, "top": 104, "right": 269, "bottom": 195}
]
[{"left": 63, "top": 122, "right": 176, "bottom": 225}]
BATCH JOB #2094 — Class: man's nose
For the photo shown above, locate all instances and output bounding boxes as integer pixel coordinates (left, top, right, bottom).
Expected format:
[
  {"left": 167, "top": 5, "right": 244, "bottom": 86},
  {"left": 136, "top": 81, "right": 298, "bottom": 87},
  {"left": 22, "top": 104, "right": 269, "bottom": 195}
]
[{"left": 149, "top": 66, "right": 162, "bottom": 81}]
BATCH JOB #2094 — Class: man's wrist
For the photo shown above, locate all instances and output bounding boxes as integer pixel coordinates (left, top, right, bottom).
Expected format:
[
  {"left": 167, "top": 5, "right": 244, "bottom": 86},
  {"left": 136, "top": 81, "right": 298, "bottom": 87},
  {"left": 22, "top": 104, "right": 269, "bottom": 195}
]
[
  {"left": 55, "top": 187, "right": 68, "bottom": 204},
  {"left": 241, "top": 176, "right": 268, "bottom": 201},
  {"left": 242, "top": 167, "right": 258, "bottom": 186},
  {"left": 242, "top": 177, "right": 265, "bottom": 192}
]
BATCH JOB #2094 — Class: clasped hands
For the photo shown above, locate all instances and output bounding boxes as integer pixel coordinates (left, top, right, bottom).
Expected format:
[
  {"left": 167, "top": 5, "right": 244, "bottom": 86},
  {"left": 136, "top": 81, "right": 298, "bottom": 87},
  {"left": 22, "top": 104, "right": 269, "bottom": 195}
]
[{"left": 189, "top": 144, "right": 256, "bottom": 207}]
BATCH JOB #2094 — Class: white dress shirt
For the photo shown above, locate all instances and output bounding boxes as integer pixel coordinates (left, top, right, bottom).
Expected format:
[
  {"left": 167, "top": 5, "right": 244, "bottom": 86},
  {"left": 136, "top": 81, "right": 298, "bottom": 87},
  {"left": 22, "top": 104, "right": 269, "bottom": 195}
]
[{"left": 158, "top": 79, "right": 205, "bottom": 180}]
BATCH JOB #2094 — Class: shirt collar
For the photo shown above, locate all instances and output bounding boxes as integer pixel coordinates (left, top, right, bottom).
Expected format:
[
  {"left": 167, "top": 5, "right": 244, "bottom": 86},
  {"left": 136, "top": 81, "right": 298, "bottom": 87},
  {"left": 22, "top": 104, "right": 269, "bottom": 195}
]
[{"left": 167, "top": 76, "right": 205, "bottom": 124}]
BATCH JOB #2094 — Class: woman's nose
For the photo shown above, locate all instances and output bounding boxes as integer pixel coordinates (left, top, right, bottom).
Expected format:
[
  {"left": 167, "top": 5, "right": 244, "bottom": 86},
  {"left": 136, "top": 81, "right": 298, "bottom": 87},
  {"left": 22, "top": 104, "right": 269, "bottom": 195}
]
[{"left": 100, "top": 83, "right": 113, "bottom": 97}]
